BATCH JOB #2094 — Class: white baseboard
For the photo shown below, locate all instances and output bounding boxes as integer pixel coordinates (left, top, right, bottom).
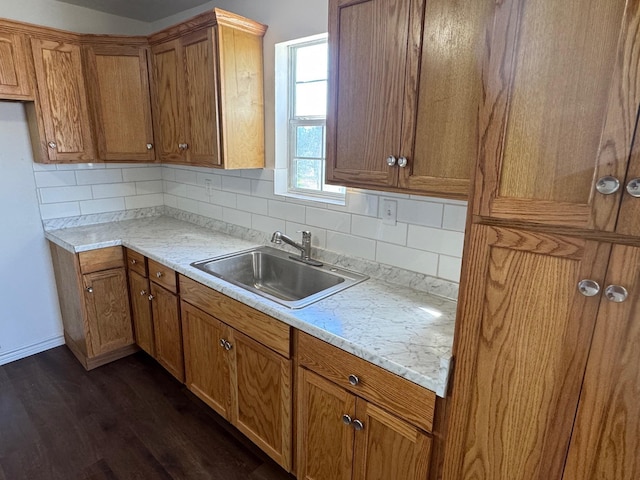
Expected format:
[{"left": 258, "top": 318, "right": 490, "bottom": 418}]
[{"left": 0, "top": 335, "right": 65, "bottom": 366}]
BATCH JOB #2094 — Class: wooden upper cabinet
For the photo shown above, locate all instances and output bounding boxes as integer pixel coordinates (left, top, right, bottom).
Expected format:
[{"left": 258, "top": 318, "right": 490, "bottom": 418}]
[
  {"left": 0, "top": 30, "right": 33, "bottom": 100},
  {"left": 443, "top": 224, "right": 612, "bottom": 480},
  {"left": 29, "top": 38, "right": 95, "bottom": 163},
  {"left": 84, "top": 42, "right": 156, "bottom": 162},
  {"left": 149, "top": 9, "right": 266, "bottom": 169},
  {"left": 325, "top": 0, "right": 489, "bottom": 199},
  {"left": 563, "top": 244, "right": 640, "bottom": 480},
  {"left": 474, "top": 0, "right": 640, "bottom": 232}
]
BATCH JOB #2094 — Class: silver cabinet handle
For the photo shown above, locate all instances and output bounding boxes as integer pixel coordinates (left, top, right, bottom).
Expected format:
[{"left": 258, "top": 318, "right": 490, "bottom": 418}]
[
  {"left": 595, "top": 176, "right": 620, "bottom": 195},
  {"left": 626, "top": 178, "right": 640, "bottom": 197},
  {"left": 85, "top": 286, "right": 93, "bottom": 293},
  {"left": 578, "top": 279, "right": 600, "bottom": 297},
  {"left": 47, "top": 141, "right": 57, "bottom": 149},
  {"left": 224, "top": 340, "right": 233, "bottom": 351},
  {"left": 352, "top": 419, "right": 364, "bottom": 431},
  {"left": 178, "top": 143, "right": 189, "bottom": 150},
  {"left": 140, "top": 290, "right": 147, "bottom": 296},
  {"left": 148, "top": 294, "right": 154, "bottom": 301},
  {"left": 348, "top": 374, "right": 360, "bottom": 386},
  {"left": 342, "top": 414, "right": 353, "bottom": 426},
  {"left": 386, "top": 155, "right": 397, "bottom": 167},
  {"left": 220, "top": 338, "right": 226, "bottom": 348},
  {"left": 130, "top": 259, "right": 137, "bottom": 264},
  {"left": 146, "top": 143, "right": 153, "bottom": 150},
  {"left": 604, "top": 285, "right": 628, "bottom": 303},
  {"left": 156, "top": 271, "right": 163, "bottom": 278},
  {"left": 398, "top": 156, "right": 408, "bottom": 168}
]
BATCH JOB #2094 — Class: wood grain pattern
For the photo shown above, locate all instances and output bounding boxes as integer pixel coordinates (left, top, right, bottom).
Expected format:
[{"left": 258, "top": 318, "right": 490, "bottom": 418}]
[
  {"left": 78, "top": 246, "right": 124, "bottom": 273},
  {"left": 125, "top": 248, "right": 147, "bottom": 277},
  {"left": 0, "top": 31, "right": 32, "bottom": 99},
  {"left": 179, "top": 275, "right": 291, "bottom": 358},
  {"left": 150, "top": 282, "right": 183, "bottom": 382},
  {"left": 297, "top": 331, "right": 436, "bottom": 432},
  {"left": 84, "top": 43, "right": 156, "bottom": 162},
  {"left": 399, "top": 0, "right": 492, "bottom": 199},
  {"left": 82, "top": 268, "right": 133, "bottom": 357},
  {"left": 147, "top": 258, "right": 177, "bottom": 293},
  {"left": 30, "top": 37, "right": 95, "bottom": 163},
  {"left": 181, "top": 301, "right": 231, "bottom": 420},
  {"left": 325, "top": 0, "right": 409, "bottom": 188},
  {"left": 230, "top": 329, "right": 292, "bottom": 471},
  {"left": 217, "top": 24, "right": 265, "bottom": 169},
  {"left": 442, "top": 224, "right": 611, "bottom": 480},
  {"left": 128, "top": 270, "right": 155, "bottom": 357},
  {"left": 562, "top": 244, "right": 640, "bottom": 479},
  {"left": 182, "top": 29, "right": 220, "bottom": 167},
  {"left": 296, "top": 368, "right": 355, "bottom": 480},
  {"left": 474, "top": 0, "right": 635, "bottom": 231},
  {"left": 353, "top": 398, "right": 432, "bottom": 480}
]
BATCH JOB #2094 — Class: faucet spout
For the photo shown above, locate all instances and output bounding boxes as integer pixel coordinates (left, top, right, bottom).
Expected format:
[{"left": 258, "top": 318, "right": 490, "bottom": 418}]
[{"left": 270, "top": 230, "right": 321, "bottom": 266}]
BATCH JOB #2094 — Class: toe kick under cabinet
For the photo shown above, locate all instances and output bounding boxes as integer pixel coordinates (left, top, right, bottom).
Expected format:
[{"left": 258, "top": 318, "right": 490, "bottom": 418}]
[{"left": 49, "top": 243, "right": 136, "bottom": 369}]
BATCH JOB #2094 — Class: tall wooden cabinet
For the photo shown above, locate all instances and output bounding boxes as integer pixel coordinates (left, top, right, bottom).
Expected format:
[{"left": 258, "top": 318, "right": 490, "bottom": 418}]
[
  {"left": 29, "top": 37, "right": 96, "bottom": 163},
  {"left": 444, "top": 0, "right": 640, "bottom": 478},
  {"left": 84, "top": 41, "right": 156, "bottom": 162},
  {"left": 0, "top": 29, "right": 33, "bottom": 100},
  {"left": 325, "top": 0, "right": 491, "bottom": 198},
  {"left": 149, "top": 9, "right": 267, "bottom": 169}
]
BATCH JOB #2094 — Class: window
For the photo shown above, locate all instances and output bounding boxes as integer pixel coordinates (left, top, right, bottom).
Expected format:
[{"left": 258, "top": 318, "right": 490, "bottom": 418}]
[{"left": 275, "top": 34, "right": 345, "bottom": 204}]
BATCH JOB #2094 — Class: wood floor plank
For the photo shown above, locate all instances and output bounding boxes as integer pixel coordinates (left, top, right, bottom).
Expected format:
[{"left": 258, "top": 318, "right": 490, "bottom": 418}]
[{"left": 0, "top": 347, "right": 294, "bottom": 480}]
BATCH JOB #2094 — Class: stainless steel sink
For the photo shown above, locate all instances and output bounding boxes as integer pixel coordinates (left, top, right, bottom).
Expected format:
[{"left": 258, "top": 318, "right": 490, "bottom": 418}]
[{"left": 191, "top": 246, "right": 368, "bottom": 309}]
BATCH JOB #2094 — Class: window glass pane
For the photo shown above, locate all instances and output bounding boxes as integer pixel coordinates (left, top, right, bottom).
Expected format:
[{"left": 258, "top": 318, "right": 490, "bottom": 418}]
[
  {"left": 296, "top": 126, "right": 324, "bottom": 158},
  {"left": 294, "top": 159, "right": 323, "bottom": 190},
  {"left": 295, "top": 81, "right": 327, "bottom": 117},
  {"left": 296, "top": 43, "right": 327, "bottom": 82}
]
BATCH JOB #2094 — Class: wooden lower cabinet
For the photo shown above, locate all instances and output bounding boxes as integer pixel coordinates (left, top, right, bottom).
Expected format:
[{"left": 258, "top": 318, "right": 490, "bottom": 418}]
[
  {"left": 150, "top": 281, "right": 183, "bottom": 382},
  {"left": 297, "top": 368, "right": 431, "bottom": 480},
  {"left": 181, "top": 299, "right": 292, "bottom": 471},
  {"left": 49, "top": 243, "right": 136, "bottom": 370},
  {"left": 128, "top": 269, "right": 155, "bottom": 356}
]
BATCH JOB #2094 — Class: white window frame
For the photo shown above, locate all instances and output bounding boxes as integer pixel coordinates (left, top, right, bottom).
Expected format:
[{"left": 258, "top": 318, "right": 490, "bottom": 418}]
[{"left": 274, "top": 33, "right": 345, "bottom": 205}]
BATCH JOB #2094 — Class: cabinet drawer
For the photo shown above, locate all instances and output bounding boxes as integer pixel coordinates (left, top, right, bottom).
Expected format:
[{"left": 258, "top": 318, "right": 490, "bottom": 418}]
[
  {"left": 126, "top": 248, "right": 147, "bottom": 277},
  {"left": 298, "top": 331, "right": 436, "bottom": 432},
  {"left": 148, "top": 258, "right": 177, "bottom": 293},
  {"left": 79, "top": 246, "right": 124, "bottom": 273},
  {"left": 179, "top": 275, "right": 290, "bottom": 358}
]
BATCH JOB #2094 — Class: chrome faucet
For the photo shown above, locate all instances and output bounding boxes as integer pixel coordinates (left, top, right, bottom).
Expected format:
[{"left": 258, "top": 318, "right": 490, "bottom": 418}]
[{"left": 271, "top": 231, "right": 322, "bottom": 266}]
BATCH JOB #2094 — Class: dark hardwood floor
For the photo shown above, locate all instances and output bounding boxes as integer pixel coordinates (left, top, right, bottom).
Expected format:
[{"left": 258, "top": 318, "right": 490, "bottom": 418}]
[{"left": 0, "top": 346, "right": 296, "bottom": 480}]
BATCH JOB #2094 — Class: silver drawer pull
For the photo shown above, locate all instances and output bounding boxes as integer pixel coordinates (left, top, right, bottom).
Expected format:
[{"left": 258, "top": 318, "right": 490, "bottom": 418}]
[
  {"left": 348, "top": 374, "right": 360, "bottom": 386},
  {"left": 578, "top": 279, "right": 600, "bottom": 297}
]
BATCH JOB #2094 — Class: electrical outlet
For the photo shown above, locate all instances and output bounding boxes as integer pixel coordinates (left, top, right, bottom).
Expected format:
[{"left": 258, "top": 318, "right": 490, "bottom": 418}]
[
  {"left": 382, "top": 199, "right": 397, "bottom": 226},
  {"left": 204, "top": 178, "right": 213, "bottom": 195}
]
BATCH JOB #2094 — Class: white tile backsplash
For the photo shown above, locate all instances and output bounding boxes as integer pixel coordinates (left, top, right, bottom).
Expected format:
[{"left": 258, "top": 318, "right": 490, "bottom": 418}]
[{"left": 32, "top": 163, "right": 466, "bottom": 284}]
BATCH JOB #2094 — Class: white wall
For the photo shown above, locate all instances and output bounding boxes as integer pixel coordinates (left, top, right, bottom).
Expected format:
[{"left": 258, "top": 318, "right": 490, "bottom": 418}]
[{"left": 0, "top": 102, "right": 64, "bottom": 363}]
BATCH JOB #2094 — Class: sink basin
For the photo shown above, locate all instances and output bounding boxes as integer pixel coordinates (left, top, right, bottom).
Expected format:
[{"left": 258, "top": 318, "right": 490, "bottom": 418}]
[{"left": 191, "top": 246, "right": 368, "bottom": 309}]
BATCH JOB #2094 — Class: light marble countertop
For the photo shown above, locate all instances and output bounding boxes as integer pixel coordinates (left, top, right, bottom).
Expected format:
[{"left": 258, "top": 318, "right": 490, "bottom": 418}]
[{"left": 45, "top": 216, "right": 456, "bottom": 397}]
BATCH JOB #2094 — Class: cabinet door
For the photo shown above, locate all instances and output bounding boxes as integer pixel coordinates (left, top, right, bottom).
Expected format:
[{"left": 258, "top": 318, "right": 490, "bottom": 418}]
[
  {"left": 230, "top": 329, "right": 292, "bottom": 470},
  {"left": 352, "top": 398, "right": 431, "bottom": 480},
  {"left": 83, "top": 268, "right": 133, "bottom": 357},
  {"left": 128, "top": 270, "right": 154, "bottom": 356},
  {"left": 325, "top": 0, "right": 412, "bottom": 188},
  {"left": 297, "top": 368, "right": 355, "bottom": 480},
  {"left": 397, "top": 0, "right": 491, "bottom": 199},
  {"left": 182, "top": 29, "right": 221, "bottom": 167},
  {"left": 443, "top": 225, "right": 611, "bottom": 480},
  {"left": 30, "top": 38, "right": 95, "bottom": 162},
  {"left": 0, "top": 31, "right": 32, "bottom": 99},
  {"left": 181, "top": 301, "right": 231, "bottom": 419},
  {"left": 84, "top": 44, "right": 156, "bottom": 162},
  {"left": 150, "top": 39, "right": 185, "bottom": 163},
  {"left": 150, "top": 281, "right": 184, "bottom": 382},
  {"left": 474, "top": 0, "right": 640, "bottom": 231},
  {"left": 563, "top": 244, "right": 640, "bottom": 479}
]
